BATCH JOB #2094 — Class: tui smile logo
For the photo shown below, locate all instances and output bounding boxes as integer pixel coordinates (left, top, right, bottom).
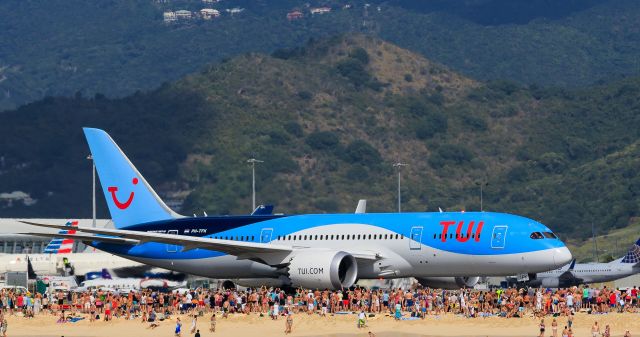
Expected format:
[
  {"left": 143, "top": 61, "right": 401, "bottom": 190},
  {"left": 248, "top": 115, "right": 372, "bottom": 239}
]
[{"left": 108, "top": 177, "right": 138, "bottom": 210}]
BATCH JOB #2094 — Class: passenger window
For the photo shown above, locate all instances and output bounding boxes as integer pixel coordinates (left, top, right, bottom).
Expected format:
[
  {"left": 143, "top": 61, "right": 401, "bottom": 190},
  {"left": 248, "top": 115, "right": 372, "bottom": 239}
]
[{"left": 357, "top": 235, "right": 361, "bottom": 240}]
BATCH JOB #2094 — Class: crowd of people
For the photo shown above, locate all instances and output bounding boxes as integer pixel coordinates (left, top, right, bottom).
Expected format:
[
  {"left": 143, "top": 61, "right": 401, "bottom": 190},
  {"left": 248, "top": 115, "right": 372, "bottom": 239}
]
[{"left": 0, "top": 284, "right": 638, "bottom": 335}]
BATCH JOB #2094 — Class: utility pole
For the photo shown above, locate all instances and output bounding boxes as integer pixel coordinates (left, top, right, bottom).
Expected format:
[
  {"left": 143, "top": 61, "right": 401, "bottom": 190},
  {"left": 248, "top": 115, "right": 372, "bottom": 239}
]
[
  {"left": 247, "top": 158, "right": 263, "bottom": 212},
  {"left": 392, "top": 162, "right": 408, "bottom": 213},
  {"left": 87, "top": 155, "right": 96, "bottom": 228},
  {"left": 591, "top": 222, "right": 599, "bottom": 263},
  {"left": 476, "top": 181, "right": 489, "bottom": 211}
]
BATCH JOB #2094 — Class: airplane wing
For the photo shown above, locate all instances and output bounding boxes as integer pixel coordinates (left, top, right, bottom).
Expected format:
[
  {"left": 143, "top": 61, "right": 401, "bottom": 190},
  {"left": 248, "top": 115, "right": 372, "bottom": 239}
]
[
  {"left": 21, "top": 221, "right": 293, "bottom": 256},
  {"left": 21, "top": 221, "right": 382, "bottom": 263}
]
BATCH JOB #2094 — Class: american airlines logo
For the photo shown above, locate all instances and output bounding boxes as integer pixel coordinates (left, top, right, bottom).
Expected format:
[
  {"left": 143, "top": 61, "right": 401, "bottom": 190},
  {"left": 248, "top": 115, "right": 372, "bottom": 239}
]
[{"left": 439, "top": 221, "right": 484, "bottom": 243}]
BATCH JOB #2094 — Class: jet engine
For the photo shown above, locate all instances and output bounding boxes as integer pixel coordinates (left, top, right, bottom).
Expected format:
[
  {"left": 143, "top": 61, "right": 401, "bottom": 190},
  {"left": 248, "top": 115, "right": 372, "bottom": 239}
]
[
  {"left": 287, "top": 250, "right": 358, "bottom": 289},
  {"left": 417, "top": 276, "right": 480, "bottom": 289}
]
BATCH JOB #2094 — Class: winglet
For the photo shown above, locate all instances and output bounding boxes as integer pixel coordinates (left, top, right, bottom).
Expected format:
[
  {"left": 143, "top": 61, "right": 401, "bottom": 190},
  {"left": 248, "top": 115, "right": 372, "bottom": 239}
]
[
  {"left": 567, "top": 259, "right": 577, "bottom": 271},
  {"left": 355, "top": 200, "right": 367, "bottom": 214}
]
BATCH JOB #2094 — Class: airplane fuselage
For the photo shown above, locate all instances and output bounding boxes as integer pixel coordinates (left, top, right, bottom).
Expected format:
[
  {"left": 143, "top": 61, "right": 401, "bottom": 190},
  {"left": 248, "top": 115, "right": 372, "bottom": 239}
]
[{"left": 90, "top": 212, "right": 571, "bottom": 282}]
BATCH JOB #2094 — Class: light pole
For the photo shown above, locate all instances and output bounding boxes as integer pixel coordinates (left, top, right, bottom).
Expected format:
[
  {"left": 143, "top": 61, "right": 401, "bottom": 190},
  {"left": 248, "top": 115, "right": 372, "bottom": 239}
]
[
  {"left": 87, "top": 155, "right": 96, "bottom": 228},
  {"left": 392, "top": 162, "right": 408, "bottom": 213},
  {"left": 476, "top": 181, "right": 488, "bottom": 211},
  {"left": 247, "top": 158, "right": 263, "bottom": 212}
]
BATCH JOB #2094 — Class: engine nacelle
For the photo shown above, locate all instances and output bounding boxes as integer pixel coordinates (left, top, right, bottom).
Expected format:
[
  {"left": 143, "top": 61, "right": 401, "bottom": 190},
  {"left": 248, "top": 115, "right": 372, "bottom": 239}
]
[
  {"left": 287, "top": 250, "right": 358, "bottom": 289},
  {"left": 417, "top": 276, "right": 480, "bottom": 289}
]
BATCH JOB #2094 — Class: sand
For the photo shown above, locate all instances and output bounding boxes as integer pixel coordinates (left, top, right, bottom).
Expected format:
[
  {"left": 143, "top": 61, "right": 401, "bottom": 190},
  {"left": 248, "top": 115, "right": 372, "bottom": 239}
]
[{"left": 7, "top": 311, "right": 639, "bottom": 337}]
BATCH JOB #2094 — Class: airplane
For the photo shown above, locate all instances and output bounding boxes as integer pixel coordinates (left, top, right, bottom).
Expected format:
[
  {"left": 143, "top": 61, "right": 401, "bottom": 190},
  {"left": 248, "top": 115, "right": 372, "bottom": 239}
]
[
  {"left": 23, "top": 128, "right": 572, "bottom": 290},
  {"left": 513, "top": 238, "right": 640, "bottom": 288},
  {"left": 76, "top": 269, "right": 186, "bottom": 293}
]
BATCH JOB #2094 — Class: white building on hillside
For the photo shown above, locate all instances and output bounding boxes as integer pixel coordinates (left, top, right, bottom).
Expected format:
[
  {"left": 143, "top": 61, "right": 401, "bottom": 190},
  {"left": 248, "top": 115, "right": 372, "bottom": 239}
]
[
  {"left": 200, "top": 8, "right": 221, "bottom": 19},
  {"left": 175, "top": 10, "right": 193, "bottom": 19},
  {"left": 226, "top": 7, "right": 244, "bottom": 15},
  {"left": 310, "top": 7, "right": 331, "bottom": 15},
  {"left": 163, "top": 11, "right": 177, "bottom": 23}
]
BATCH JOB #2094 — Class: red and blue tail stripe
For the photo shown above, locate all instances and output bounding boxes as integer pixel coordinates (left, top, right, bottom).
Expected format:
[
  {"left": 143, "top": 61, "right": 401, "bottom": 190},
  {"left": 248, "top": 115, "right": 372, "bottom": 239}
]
[{"left": 43, "top": 221, "right": 78, "bottom": 254}]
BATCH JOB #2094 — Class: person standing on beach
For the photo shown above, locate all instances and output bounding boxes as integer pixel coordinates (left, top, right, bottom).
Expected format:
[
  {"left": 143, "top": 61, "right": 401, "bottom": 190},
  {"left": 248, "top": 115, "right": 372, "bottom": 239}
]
[
  {"left": 285, "top": 312, "right": 293, "bottom": 334},
  {"left": 552, "top": 318, "right": 558, "bottom": 337},
  {"left": 210, "top": 313, "right": 216, "bottom": 333},
  {"left": 175, "top": 317, "right": 182, "bottom": 337},
  {"left": 603, "top": 324, "right": 610, "bottom": 337},
  {"left": 190, "top": 314, "right": 197, "bottom": 334},
  {"left": 539, "top": 319, "right": 545, "bottom": 337},
  {"left": 592, "top": 321, "right": 600, "bottom": 337},
  {"left": 0, "top": 315, "right": 6, "bottom": 337}
]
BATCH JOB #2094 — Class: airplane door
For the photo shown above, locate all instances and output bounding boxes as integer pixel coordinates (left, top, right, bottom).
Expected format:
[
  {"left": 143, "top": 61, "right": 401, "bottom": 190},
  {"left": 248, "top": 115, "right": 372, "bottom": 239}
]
[
  {"left": 491, "top": 226, "right": 508, "bottom": 249},
  {"left": 166, "top": 230, "right": 178, "bottom": 253},
  {"left": 409, "top": 226, "right": 423, "bottom": 250},
  {"left": 260, "top": 228, "right": 273, "bottom": 243}
]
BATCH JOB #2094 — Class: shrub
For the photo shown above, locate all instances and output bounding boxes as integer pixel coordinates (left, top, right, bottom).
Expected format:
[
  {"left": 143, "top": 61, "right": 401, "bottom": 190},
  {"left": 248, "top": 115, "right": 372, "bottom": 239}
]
[
  {"left": 349, "top": 48, "right": 370, "bottom": 65},
  {"left": 284, "top": 122, "right": 303, "bottom": 137},
  {"left": 414, "top": 112, "right": 448, "bottom": 139},
  {"left": 306, "top": 131, "right": 340, "bottom": 150},
  {"left": 342, "top": 140, "right": 382, "bottom": 166},
  {"left": 461, "top": 114, "right": 488, "bottom": 131}
]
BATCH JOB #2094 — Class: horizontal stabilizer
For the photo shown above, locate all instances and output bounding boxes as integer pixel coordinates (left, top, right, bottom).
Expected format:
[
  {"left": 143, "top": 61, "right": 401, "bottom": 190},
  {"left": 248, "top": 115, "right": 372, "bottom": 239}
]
[{"left": 251, "top": 205, "right": 274, "bottom": 216}]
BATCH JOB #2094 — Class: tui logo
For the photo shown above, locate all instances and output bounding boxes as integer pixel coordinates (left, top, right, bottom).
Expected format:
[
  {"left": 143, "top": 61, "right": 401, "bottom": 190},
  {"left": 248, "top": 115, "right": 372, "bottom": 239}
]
[{"left": 108, "top": 177, "right": 138, "bottom": 210}]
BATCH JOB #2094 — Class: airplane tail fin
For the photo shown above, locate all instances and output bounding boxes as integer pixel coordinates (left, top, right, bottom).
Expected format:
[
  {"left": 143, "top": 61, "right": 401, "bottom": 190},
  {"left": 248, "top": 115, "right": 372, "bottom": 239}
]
[
  {"left": 42, "top": 221, "right": 77, "bottom": 254},
  {"left": 27, "top": 256, "right": 37, "bottom": 279},
  {"left": 83, "top": 128, "right": 182, "bottom": 228},
  {"left": 101, "top": 268, "right": 113, "bottom": 280},
  {"left": 620, "top": 238, "right": 640, "bottom": 264}
]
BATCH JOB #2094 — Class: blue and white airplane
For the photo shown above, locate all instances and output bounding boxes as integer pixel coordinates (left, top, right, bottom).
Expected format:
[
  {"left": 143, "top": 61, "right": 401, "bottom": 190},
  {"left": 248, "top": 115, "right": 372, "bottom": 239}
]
[
  {"left": 518, "top": 238, "right": 640, "bottom": 288},
  {"left": 24, "top": 128, "right": 572, "bottom": 290}
]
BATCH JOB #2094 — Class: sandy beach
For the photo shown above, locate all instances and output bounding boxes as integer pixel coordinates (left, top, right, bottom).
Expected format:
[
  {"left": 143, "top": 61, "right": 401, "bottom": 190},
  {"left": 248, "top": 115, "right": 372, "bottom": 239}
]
[{"left": 7, "top": 311, "right": 639, "bottom": 337}]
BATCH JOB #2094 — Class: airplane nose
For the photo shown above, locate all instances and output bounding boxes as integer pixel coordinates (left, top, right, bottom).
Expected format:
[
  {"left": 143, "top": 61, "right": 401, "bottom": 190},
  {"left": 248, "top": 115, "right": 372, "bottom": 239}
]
[{"left": 553, "top": 247, "right": 573, "bottom": 267}]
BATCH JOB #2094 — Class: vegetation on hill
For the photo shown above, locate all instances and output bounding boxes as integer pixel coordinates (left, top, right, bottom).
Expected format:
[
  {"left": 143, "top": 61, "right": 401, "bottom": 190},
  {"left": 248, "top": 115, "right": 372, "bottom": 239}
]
[
  {"left": 2, "top": 0, "right": 640, "bottom": 111},
  {"left": 1, "top": 35, "right": 639, "bottom": 242}
]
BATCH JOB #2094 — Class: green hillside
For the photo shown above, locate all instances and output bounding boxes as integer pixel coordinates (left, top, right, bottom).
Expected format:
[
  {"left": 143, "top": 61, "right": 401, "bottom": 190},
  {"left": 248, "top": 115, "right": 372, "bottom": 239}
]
[
  {"left": 1, "top": 35, "right": 639, "bottom": 240},
  {"left": 2, "top": 0, "right": 640, "bottom": 111}
]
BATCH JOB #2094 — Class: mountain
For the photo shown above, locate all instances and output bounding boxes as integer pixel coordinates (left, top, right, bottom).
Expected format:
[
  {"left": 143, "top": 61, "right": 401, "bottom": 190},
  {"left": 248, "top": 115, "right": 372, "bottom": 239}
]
[
  {"left": 2, "top": 0, "right": 640, "bottom": 110},
  {"left": 1, "top": 35, "right": 639, "bottom": 244}
]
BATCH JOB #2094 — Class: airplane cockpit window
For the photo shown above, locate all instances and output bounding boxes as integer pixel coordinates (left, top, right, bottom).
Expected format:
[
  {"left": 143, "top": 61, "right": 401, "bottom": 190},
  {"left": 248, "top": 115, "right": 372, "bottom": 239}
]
[
  {"left": 542, "top": 232, "right": 557, "bottom": 239},
  {"left": 530, "top": 232, "right": 544, "bottom": 239}
]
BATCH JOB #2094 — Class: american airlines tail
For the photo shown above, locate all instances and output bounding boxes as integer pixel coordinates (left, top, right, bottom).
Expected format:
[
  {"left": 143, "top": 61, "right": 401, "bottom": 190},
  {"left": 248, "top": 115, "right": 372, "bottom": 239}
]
[
  {"left": 42, "top": 221, "right": 78, "bottom": 254},
  {"left": 620, "top": 238, "right": 640, "bottom": 264},
  {"left": 83, "top": 128, "right": 182, "bottom": 228}
]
